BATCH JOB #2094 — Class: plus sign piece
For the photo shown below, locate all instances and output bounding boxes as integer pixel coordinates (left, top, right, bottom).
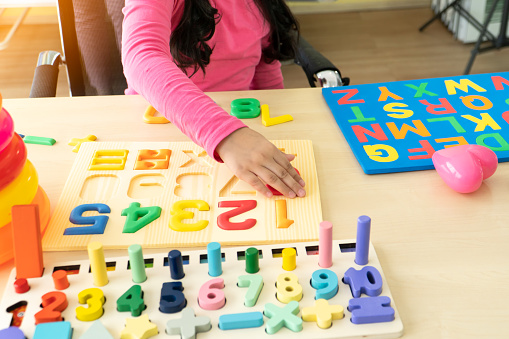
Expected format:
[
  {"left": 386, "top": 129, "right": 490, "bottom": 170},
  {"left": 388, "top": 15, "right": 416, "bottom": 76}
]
[
  {"left": 165, "top": 307, "right": 211, "bottom": 339},
  {"left": 301, "top": 299, "right": 344, "bottom": 329}
]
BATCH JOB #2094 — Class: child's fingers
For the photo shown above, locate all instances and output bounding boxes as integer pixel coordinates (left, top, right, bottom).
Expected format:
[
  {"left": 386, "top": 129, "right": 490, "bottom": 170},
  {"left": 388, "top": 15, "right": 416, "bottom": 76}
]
[
  {"left": 236, "top": 169, "right": 274, "bottom": 198},
  {"left": 276, "top": 153, "right": 306, "bottom": 191},
  {"left": 257, "top": 163, "right": 304, "bottom": 199},
  {"left": 282, "top": 153, "right": 304, "bottom": 187}
]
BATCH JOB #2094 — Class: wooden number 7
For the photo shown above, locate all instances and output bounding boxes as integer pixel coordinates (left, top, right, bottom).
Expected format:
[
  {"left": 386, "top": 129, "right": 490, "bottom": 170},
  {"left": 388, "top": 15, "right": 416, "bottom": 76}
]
[{"left": 238, "top": 274, "right": 263, "bottom": 307}]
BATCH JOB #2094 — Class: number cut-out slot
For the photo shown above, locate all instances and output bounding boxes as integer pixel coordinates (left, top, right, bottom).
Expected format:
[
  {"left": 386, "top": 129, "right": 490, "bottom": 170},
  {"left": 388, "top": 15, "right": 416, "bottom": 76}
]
[
  {"left": 127, "top": 258, "right": 154, "bottom": 269},
  {"left": 53, "top": 265, "right": 80, "bottom": 275},
  {"left": 272, "top": 247, "right": 297, "bottom": 258},
  {"left": 6, "top": 301, "right": 28, "bottom": 327},
  {"left": 80, "top": 175, "right": 120, "bottom": 200},
  {"left": 237, "top": 249, "right": 263, "bottom": 260},
  {"left": 164, "top": 255, "right": 190, "bottom": 266},
  {"left": 339, "top": 243, "right": 356, "bottom": 253},
  {"left": 174, "top": 173, "right": 211, "bottom": 198},
  {"left": 127, "top": 174, "right": 166, "bottom": 200},
  {"left": 200, "top": 253, "right": 225, "bottom": 264}
]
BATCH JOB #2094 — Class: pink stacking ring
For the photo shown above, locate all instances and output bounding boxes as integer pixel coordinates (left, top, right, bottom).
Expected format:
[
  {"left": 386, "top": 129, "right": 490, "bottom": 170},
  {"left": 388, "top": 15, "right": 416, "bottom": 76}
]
[
  {"left": 0, "top": 133, "right": 27, "bottom": 190},
  {"left": 0, "top": 107, "right": 14, "bottom": 154}
]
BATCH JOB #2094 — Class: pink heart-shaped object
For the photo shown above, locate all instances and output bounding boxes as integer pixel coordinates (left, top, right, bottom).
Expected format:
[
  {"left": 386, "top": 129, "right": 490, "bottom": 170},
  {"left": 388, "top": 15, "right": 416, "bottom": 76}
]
[{"left": 432, "top": 144, "right": 498, "bottom": 193}]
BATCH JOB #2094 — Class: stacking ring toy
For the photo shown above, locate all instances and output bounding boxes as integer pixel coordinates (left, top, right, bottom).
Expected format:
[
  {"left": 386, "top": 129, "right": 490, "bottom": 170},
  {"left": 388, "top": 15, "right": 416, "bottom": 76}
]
[
  {"left": 0, "top": 107, "right": 14, "bottom": 153},
  {"left": 0, "top": 186, "right": 50, "bottom": 265},
  {"left": 0, "top": 133, "right": 27, "bottom": 190},
  {"left": 0, "top": 160, "right": 39, "bottom": 226}
]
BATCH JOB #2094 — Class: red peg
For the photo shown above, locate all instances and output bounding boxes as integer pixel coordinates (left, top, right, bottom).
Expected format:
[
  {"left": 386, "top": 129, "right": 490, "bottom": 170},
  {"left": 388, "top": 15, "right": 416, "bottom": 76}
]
[{"left": 14, "top": 278, "right": 30, "bottom": 294}]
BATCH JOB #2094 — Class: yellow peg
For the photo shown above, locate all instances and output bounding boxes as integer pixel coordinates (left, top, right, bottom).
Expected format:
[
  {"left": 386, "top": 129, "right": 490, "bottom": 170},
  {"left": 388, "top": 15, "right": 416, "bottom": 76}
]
[
  {"left": 282, "top": 247, "right": 296, "bottom": 271},
  {"left": 88, "top": 242, "right": 108, "bottom": 287}
]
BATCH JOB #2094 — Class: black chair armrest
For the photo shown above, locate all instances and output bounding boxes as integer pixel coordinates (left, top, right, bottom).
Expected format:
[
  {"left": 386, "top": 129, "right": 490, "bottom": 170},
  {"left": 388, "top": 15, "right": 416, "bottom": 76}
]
[
  {"left": 29, "top": 51, "right": 63, "bottom": 98},
  {"left": 294, "top": 36, "right": 349, "bottom": 87}
]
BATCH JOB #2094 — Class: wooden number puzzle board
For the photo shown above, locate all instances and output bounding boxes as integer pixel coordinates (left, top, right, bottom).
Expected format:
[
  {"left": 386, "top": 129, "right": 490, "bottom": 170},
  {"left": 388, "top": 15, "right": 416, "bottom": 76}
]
[
  {"left": 322, "top": 72, "right": 509, "bottom": 174},
  {"left": 42, "top": 140, "right": 322, "bottom": 250},
  {"left": 0, "top": 240, "right": 403, "bottom": 338}
]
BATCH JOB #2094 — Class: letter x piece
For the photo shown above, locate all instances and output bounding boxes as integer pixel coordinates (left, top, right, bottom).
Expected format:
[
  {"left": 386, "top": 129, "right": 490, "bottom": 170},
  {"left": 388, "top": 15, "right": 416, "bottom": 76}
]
[
  {"left": 263, "top": 300, "right": 302, "bottom": 334},
  {"left": 166, "top": 307, "right": 211, "bottom": 339}
]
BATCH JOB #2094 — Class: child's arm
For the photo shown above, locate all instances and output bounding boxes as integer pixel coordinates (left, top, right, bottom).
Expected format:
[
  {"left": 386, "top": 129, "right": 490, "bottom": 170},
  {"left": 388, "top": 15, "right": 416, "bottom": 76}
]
[
  {"left": 122, "top": 0, "right": 305, "bottom": 198},
  {"left": 122, "top": 0, "right": 245, "bottom": 160}
]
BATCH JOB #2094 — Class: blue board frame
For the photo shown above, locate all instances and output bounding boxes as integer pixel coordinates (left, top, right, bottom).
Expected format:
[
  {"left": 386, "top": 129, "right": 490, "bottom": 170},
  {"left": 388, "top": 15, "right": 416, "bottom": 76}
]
[{"left": 322, "top": 72, "right": 509, "bottom": 174}]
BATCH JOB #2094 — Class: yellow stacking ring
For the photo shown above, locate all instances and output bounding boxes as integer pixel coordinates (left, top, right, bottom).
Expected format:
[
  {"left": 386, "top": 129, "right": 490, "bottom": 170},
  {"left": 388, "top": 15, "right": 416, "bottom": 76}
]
[{"left": 0, "top": 159, "right": 39, "bottom": 226}]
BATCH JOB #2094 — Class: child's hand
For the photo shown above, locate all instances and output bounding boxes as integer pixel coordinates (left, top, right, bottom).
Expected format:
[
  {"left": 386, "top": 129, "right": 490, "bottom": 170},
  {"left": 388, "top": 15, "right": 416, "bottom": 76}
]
[{"left": 216, "top": 127, "right": 306, "bottom": 199}]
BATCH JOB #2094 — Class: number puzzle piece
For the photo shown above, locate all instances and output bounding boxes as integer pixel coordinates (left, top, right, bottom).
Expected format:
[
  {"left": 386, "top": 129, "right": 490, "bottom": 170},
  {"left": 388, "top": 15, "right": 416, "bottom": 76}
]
[
  {"left": 159, "top": 281, "right": 187, "bottom": 314},
  {"left": 301, "top": 298, "right": 344, "bottom": 329},
  {"left": 343, "top": 266, "right": 383, "bottom": 298},
  {"left": 34, "top": 291, "right": 68, "bottom": 324},
  {"left": 230, "top": 98, "right": 261, "bottom": 118},
  {"left": 218, "top": 311, "right": 264, "bottom": 330},
  {"left": 198, "top": 278, "right": 225, "bottom": 310},
  {"left": 76, "top": 288, "right": 105, "bottom": 321},
  {"left": 348, "top": 296, "right": 395, "bottom": 324},
  {"left": 311, "top": 269, "right": 339, "bottom": 300},
  {"left": 237, "top": 274, "right": 263, "bottom": 307},
  {"left": 121, "top": 314, "right": 158, "bottom": 339},
  {"left": 117, "top": 285, "right": 146, "bottom": 317},
  {"left": 261, "top": 104, "right": 293, "bottom": 127},
  {"left": 134, "top": 149, "right": 171, "bottom": 170},
  {"left": 33, "top": 321, "right": 72, "bottom": 339},
  {"left": 263, "top": 301, "right": 302, "bottom": 334},
  {"left": 275, "top": 200, "right": 294, "bottom": 229},
  {"left": 68, "top": 134, "right": 97, "bottom": 153},
  {"left": 276, "top": 272, "right": 302, "bottom": 303},
  {"left": 169, "top": 200, "right": 209, "bottom": 232},
  {"left": 166, "top": 307, "right": 211, "bottom": 339},
  {"left": 89, "top": 149, "right": 129, "bottom": 170},
  {"left": 143, "top": 105, "right": 170, "bottom": 124},
  {"left": 121, "top": 202, "right": 162, "bottom": 233},
  {"left": 0, "top": 327, "right": 25, "bottom": 339},
  {"left": 79, "top": 320, "right": 114, "bottom": 339},
  {"left": 217, "top": 200, "right": 257, "bottom": 230},
  {"left": 64, "top": 203, "right": 111, "bottom": 235}
]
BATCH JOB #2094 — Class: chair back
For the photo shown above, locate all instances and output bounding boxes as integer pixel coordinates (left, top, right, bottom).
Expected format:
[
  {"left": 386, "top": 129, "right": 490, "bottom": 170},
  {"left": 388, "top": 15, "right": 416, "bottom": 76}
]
[{"left": 57, "top": 0, "right": 127, "bottom": 96}]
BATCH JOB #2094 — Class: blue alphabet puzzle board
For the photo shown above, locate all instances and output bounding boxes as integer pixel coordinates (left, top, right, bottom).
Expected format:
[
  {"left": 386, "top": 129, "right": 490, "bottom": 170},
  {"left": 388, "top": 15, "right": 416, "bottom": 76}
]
[
  {"left": 0, "top": 240, "right": 403, "bottom": 338},
  {"left": 42, "top": 140, "right": 322, "bottom": 251},
  {"left": 322, "top": 72, "right": 509, "bottom": 174}
]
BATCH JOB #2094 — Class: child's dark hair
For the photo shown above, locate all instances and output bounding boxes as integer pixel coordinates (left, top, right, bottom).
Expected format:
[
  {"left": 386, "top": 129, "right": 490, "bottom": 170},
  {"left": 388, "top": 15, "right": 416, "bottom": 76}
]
[{"left": 170, "top": 0, "right": 300, "bottom": 76}]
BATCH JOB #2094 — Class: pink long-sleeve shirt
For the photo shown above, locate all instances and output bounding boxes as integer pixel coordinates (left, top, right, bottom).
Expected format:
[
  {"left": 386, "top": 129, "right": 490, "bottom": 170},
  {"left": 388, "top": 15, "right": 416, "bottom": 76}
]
[{"left": 122, "top": 0, "right": 284, "bottom": 160}]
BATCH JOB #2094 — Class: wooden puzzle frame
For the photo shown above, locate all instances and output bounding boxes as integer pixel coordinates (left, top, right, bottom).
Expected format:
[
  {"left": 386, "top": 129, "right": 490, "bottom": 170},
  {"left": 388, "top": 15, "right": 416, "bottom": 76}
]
[
  {"left": 0, "top": 240, "right": 404, "bottom": 338},
  {"left": 42, "top": 140, "right": 322, "bottom": 251}
]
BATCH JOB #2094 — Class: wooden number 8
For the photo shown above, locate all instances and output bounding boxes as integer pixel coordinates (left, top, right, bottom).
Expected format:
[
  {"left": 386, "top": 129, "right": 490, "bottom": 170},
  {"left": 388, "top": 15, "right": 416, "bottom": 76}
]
[{"left": 276, "top": 272, "right": 302, "bottom": 304}]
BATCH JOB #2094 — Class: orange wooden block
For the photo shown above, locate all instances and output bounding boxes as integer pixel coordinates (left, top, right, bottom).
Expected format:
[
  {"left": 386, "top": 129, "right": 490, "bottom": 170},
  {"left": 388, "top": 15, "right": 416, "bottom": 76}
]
[{"left": 11, "top": 204, "right": 44, "bottom": 279}]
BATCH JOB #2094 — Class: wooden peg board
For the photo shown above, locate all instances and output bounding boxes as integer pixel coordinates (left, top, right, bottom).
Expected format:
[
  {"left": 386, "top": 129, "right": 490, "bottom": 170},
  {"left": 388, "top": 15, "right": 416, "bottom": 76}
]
[
  {"left": 0, "top": 240, "right": 403, "bottom": 338},
  {"left": 42, "top": 140, "right": 322, "bottom": 251}
]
